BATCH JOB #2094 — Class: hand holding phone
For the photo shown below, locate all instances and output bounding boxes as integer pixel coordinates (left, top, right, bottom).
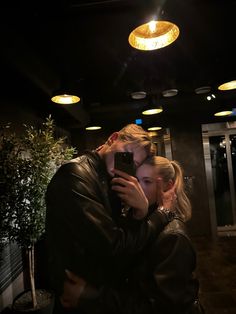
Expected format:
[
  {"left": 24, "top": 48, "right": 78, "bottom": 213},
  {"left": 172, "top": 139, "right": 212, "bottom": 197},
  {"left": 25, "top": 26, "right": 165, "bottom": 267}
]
[{"left": 113, "top": 152, "right": 148, "bottom": 219}]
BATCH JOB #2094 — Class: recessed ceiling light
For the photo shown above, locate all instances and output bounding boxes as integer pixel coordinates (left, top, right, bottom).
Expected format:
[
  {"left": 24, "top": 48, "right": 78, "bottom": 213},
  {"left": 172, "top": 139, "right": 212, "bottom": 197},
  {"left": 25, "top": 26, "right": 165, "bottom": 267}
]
[
  {"left": 214, "top": 110, "right": 232, "bottom": 117},
  {"left": 142, "top": 107, "right": 163, "bottom": 115},
  {"left": 195, "top": 86, "right": 211, "bottom": 94},
  {"left": 148, "top": 126, "right": 162, "bottom": 131},
  {"left": 85, "top": 126, "right": 102, "bottom": 130},
  {"left": 131, "top": 91, "right": 147, "bottom": 100},
  {"left": 162, "top": 89, "right": 178, "bottom": 97},
  {"left": 218, "top": 80, "right": 236, "bottom": 91}
]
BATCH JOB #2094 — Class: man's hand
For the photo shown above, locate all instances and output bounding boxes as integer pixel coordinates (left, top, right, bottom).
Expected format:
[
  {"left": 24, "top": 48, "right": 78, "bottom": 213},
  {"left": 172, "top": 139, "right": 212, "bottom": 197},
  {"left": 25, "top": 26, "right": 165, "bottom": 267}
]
[
  {"left": 111, "top": 169, "right": 149, "bottom": 219},
  {"left": 60, "top": 270, "right": 87, "bottom": 309},
  {"left": 156, "top": 177, "right": 177, "bottom": 211}
]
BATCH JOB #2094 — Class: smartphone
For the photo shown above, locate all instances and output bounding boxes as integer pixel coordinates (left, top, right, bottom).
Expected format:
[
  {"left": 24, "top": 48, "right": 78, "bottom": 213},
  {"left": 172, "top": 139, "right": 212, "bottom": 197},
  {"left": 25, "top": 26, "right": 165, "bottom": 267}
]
[{"left": 114, "top": 152, "right": 135, "bottom": 177}]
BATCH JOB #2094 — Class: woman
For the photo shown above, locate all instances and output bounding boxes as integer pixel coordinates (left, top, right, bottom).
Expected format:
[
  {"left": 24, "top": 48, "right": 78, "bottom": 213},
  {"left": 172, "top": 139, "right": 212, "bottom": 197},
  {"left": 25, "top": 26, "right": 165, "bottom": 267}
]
[
  {"left": 112, "top": 156, "right": 203, "bottom": 314},
  {"left": 61, "top": 156, "right": 204, "bottom": 314}
]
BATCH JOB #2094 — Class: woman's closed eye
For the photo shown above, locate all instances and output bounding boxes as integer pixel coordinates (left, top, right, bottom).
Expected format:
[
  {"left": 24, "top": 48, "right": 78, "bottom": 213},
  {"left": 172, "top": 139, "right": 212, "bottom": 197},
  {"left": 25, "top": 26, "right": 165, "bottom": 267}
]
[{"left": 143, "top": 179, "right": 155, "bottom": 185}]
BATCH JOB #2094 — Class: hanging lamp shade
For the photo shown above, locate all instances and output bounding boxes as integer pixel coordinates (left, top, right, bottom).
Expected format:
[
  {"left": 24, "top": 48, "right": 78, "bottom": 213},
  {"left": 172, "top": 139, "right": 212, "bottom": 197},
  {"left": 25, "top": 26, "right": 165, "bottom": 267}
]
[
  {"left": 142, "top": 107, "right": 163, "bottom": 115},
  {"left": 51, "top": 78, "right": 82, "bottom": 104},
  {"left": 142, "top": 95, "right": 163, "bottom": 115},
  {"left": 51, "top": 93, "right": 80, "bottom": 105},
  {"left": 128, "top": 20, "right": 180, "bottom": 51},
  {"left": 214, "top": 110, "right": 232, "bottom": 117},
  {"left": 218, "top": 80, "right": 236, "bottom": 91}
]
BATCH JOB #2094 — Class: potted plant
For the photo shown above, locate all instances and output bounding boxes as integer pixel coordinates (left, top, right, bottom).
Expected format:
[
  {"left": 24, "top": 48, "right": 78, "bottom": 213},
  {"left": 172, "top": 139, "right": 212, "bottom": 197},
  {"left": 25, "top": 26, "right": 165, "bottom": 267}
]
[
  {"left": 0, "top": 124, "right": 19, "bottom": 265},
  {"left": 0, "top": 116, "right": 76, "bottom": 313}
]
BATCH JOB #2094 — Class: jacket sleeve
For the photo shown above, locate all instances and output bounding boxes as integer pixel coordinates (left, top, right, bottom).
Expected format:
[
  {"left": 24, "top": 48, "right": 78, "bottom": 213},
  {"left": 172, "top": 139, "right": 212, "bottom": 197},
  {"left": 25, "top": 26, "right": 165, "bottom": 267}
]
[
  {"left": 143, "top": 232, "right": 199, "bottom": 313},
  {"left": 45, "top": 161, "right": 170, "bottom": 289}
]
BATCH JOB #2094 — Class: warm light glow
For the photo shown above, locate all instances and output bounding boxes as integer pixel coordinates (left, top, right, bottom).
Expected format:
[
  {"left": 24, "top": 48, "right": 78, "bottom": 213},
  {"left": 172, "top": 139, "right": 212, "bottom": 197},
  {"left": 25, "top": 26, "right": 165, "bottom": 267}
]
[
  {"left": 128, "top": 20, "right": 180, "bottom": 51},
  {"left": 51, "top": 94, "right": 80, "bottom": 104},
  {"left": 148, "top": 20, "right": 157, "bottom": 33},
  {"left": 218, "top": 80, "right": 236, "bottom": 91},
  {"left": 214, "top": 110, "right": 232, "bottom": 117},
  {"left": 85, "top": 126, "right": 102, "bottom": 130},
  {"left": 148, "top": 131, "right": 158, "bottom": 137},
  {"left": 148, "top": 126, "right": 162, "bottom": 131},
  {"left": 142, "top": 108, "right": 163, "bottom": 115}
]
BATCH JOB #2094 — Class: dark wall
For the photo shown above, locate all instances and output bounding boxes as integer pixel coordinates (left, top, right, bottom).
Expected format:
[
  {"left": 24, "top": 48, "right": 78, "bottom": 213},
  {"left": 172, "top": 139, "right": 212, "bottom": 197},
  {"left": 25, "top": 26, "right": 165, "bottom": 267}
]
[
  {"left": 71, "top": 128, "right": 111, "bottom": 155},
  {"left": 170, "top": 122, "right": 211, "bottom": 237},
  {"left": 0, "top": 100, "right": 72, "bottom": 142}
]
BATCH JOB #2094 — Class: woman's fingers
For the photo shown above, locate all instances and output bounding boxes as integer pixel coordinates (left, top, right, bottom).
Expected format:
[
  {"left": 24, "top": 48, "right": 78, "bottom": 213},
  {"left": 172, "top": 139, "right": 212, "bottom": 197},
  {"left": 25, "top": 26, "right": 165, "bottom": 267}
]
[{"left": 156, "top": 177, "right": 177, "bottom": 210}]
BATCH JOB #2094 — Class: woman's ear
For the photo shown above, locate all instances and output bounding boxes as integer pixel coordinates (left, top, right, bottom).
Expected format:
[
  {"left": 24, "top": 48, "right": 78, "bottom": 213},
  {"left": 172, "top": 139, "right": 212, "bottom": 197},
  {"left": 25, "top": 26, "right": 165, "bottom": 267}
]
[{"left": 166, "top": 179, "right": 174, "bottom": 191}]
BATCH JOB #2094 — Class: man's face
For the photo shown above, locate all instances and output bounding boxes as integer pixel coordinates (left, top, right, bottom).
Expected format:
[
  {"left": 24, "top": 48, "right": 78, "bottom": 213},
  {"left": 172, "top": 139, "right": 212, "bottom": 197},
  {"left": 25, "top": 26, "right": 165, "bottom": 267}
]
[{"left": 105, "top": 140, "right": 148, "bottom": 177}]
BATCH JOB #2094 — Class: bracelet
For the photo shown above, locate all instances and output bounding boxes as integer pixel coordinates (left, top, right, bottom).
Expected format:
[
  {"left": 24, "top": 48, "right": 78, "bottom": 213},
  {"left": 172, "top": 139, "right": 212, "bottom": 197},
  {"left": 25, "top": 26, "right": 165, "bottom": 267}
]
[{"left": 157, "top": 206, "right": 176, "bottom": 222}]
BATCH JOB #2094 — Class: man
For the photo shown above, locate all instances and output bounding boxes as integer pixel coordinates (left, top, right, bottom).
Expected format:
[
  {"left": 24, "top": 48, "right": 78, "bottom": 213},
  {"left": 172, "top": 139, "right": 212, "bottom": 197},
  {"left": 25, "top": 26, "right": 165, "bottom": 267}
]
[{"left": 45, "top": 124, "right": 175, "bottom": 313}]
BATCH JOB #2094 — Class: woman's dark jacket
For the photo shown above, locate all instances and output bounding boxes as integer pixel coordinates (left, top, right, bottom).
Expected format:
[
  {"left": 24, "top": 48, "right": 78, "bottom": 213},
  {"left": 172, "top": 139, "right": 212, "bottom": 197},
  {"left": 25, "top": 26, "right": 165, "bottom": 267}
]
[
  {"left": 45, "top": 151, "right": 170, "bottom": 299},
  {"left": 122, "top": 218, "right": 202, "bottom": 314},
  {"left": 85, "top": 218, "right": 202, "bottom": 314}
]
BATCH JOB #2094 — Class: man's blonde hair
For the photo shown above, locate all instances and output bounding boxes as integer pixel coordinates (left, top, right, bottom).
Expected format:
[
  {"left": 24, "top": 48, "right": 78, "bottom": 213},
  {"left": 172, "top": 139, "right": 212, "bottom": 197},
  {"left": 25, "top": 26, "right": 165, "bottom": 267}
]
[{"left": 117, "top": 124, "right": 155, "bottom": 157}]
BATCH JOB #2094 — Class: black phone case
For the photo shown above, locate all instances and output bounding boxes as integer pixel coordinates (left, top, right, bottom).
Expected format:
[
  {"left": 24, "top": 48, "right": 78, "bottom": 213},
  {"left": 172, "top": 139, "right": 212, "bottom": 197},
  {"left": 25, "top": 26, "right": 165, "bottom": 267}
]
[{"left": 114, "top": 152, "right": 135, "bottom": 176}]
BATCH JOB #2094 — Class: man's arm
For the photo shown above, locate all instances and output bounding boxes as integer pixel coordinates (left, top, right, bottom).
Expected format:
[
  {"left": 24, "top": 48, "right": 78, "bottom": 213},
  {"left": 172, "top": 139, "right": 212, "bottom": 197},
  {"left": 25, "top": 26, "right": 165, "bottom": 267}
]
[{"left": 45, "top": 160, "right": 171, "bottom": 287}]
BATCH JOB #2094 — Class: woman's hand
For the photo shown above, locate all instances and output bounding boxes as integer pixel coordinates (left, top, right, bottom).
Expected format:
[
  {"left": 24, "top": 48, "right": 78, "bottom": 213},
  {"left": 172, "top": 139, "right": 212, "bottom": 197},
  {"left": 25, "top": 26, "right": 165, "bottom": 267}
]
[
  {"left": 156, "top": 177, "right": 177, "bottom": 211},
  {"left": 111, "top": 169, "right": 149, "bottom": 219},
  {"left": 60, "top": 270, "right": 87, "bottom": 309}
]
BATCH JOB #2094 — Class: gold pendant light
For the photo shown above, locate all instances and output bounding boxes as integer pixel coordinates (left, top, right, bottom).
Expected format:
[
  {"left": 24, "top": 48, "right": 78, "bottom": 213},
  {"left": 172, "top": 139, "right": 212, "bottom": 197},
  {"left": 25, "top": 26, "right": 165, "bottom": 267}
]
[
  {"left": 218, "top": 80, "right": 236, "bottom": 91},
  {"left": 142, "top": 107, "right": 163, "bottom": 115},
  {"left": 214, "top": 110, "right": 232, "bottom": 117},
  {"left": 128, "top": 20, "right": 180, "bottom": 51},
  {"left": 51, "top": 94, "right": 80, "bottom": 105}
]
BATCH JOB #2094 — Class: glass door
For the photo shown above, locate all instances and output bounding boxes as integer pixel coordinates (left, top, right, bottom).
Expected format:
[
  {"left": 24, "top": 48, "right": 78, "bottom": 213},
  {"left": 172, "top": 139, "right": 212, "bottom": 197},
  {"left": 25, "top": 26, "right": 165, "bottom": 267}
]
[{"left": 203, "top": 124, "right": 236, "bottom": 237}]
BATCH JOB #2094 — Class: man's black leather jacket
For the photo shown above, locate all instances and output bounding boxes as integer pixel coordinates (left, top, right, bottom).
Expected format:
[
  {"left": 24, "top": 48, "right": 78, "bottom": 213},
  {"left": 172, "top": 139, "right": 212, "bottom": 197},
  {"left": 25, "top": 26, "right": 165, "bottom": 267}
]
[{"left": 45, "top": 151, "right": 170, "bottom": 297}]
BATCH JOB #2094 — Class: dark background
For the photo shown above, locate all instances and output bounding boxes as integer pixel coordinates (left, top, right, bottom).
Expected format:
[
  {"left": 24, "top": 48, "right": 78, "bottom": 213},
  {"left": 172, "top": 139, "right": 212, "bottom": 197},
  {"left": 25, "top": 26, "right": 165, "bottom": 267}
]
[{"left": 1, "top": 0, "right": 236, "bottom": 131}]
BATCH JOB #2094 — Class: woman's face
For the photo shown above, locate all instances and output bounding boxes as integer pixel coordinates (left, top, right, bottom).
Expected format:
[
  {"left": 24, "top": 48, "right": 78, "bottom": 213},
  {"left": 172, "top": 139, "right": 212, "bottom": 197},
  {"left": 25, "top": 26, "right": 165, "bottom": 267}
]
[{"left": 136, "top": 163, "right": 157, "bottom": 206}]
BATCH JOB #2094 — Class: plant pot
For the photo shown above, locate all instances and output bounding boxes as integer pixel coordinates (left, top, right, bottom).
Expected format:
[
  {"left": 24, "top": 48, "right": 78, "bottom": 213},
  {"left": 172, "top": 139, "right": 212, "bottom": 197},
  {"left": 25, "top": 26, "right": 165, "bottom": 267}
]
[{"left": 12, "top": 289, "right": 54, "bottom": 314}]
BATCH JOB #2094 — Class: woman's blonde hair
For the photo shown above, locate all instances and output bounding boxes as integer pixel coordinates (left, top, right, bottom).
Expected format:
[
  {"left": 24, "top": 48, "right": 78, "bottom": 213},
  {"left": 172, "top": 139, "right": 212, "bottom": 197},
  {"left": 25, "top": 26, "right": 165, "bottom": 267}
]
[
  {"left": 143, "top": 156, "right": 192, "bottom": 221},
  {"left": 117, "top": 124, "right": 155, "bottom": 157}
]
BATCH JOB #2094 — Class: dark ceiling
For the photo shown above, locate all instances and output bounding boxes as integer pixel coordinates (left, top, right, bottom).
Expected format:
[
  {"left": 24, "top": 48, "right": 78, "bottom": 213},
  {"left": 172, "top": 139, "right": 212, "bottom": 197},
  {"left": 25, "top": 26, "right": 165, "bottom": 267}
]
[{"left": 1, "top": 0, "right": 236, "bottom": 131}]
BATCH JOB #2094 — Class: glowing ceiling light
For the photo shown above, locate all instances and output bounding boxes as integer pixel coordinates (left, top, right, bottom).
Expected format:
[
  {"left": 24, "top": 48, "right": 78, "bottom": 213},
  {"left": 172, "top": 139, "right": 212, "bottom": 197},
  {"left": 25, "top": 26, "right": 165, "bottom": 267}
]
[
  {"left": 85, "top": 126, "right": 102, "bottom": 130},
  {"left": 142, "top": 107, "right": 163, "bottom": 115},
  {"left": 51, "top": 94, "right": 80, "bottom": 104},
  {"left": 218, "top": 80, "right": 236, "bottom": 91},
  {"left": 214, "top": 110, "right": 232, "bottom": 117},
  {"left": 148, "top": 126, "right": 162, "bottom": 131},
  {"left": 128, "top": 20, "right": 180, "bottom": 51}
]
